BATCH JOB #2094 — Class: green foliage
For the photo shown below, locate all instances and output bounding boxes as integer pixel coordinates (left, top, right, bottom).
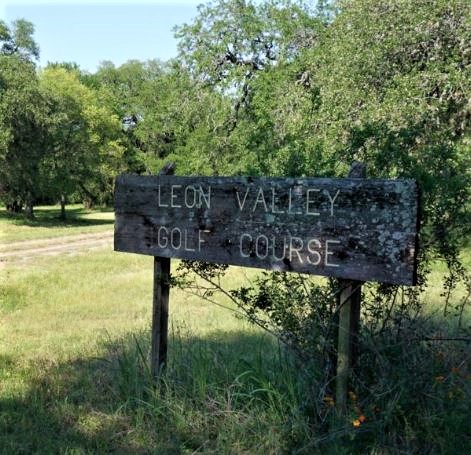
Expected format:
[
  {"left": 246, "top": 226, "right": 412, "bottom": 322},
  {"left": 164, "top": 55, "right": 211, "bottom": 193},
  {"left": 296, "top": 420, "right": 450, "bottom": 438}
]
[
  {"left": 175, "top": 0, "right": 470, "bottom": 309},
  {"left": 232, "top": 272, "right": 337, "bottom": 356},
  {"left": 0, "top": 18, "right": 39, "bottom": 60},
  {"left": 173, "top": 0, "right": 324, "bottom": 176},
  {"left": 307, "top": 0, "right": 471, "bottom": 259},
  {"left": 0, "top": 54, "right": 48, "bottom": 215},
  {"left": 176, "top": 0, "right": 318, "bottom": 85},
  {"left": 174, "top": 0, "right": 470, "bottom": 248},
  {"left": 39, "top": 66, "right": 124, "bottom": 206},
  {"left": 0, "top": 21, "right": 126, "bottom": 214}
]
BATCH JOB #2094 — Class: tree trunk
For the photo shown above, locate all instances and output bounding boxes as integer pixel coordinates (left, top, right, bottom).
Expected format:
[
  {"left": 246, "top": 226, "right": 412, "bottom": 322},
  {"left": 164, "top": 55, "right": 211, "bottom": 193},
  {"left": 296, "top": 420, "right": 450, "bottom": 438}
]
[
  {"left": 6, "top": 200, "right": 23, "bottom": 213},
  {"left": 79, "top": 183, "right": 96, "bottom": 210},
  {"left": 60, "top": 194, "right": 66, "bottom": 220},
  {"left": 83, "top": 197, "right": 94, "bottom": 210},
  {"left": 24, "top": 193, "right": 34, "bottom": 219}
]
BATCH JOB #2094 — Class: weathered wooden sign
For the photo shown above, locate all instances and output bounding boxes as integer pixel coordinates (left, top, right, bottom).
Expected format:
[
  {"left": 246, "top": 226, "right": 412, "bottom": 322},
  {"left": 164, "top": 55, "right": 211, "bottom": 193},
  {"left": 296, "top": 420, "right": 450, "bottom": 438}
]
[{"left": 115, "top": 174, "right": 419, "bottom": 285}]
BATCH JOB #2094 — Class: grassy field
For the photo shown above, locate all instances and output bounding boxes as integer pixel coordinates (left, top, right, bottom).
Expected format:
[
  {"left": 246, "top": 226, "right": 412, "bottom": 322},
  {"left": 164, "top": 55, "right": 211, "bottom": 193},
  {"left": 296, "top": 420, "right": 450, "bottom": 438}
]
[
  {"left": 1, "top": 206, "right": 296, "bottom": 453},
  {"left": 1, "top": 206, "right": 469, "bottom": 453},
  {"left": 1, "top": 249, "right": 286, "bottom": 453}
]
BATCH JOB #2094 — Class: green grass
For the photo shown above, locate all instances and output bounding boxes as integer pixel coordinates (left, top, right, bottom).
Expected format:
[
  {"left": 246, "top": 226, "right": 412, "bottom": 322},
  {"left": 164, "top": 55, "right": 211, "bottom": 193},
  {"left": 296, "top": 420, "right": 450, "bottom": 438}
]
[
  {"left": 0, "top": 204, "right": 114, "bottom": 244},
  {"left": 0, "top": 207, "right": 469, "bottom": 453},
  {"left": 1, "top": 250, "right": 302, "bottom": 453}
]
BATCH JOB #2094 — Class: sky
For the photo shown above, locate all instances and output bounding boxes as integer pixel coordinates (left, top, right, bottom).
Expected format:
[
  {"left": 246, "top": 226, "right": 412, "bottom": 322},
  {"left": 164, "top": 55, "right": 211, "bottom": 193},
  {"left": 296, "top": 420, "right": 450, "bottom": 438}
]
[{"left": 0, "top": 0, "right": 203, "bottom": 72}]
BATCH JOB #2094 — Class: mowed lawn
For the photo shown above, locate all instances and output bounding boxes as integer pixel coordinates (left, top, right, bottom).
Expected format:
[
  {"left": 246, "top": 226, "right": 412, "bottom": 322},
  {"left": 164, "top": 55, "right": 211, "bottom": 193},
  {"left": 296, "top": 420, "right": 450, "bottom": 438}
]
[
  {"left": 0, "top": 204, "right": 114, "bottom": 244},
  {"left": 1, "top": 205, "right": 469, "bottom": 453}
]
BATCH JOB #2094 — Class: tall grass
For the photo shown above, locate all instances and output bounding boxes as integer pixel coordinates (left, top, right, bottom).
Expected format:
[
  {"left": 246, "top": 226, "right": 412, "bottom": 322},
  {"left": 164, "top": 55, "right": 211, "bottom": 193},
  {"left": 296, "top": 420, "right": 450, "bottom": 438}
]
[
  {"left": 0, "top": 214, "right": 469, "bottom": 453},
  {"left": 1, "top": 249, "right": 308, "bottom": 452}
]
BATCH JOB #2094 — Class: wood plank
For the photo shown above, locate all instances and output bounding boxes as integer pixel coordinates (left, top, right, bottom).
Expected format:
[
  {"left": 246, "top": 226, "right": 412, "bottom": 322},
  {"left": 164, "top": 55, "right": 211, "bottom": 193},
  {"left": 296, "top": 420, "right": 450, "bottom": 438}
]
[{"left": 114, "top": 175, "right": 419, "bottom": 285}]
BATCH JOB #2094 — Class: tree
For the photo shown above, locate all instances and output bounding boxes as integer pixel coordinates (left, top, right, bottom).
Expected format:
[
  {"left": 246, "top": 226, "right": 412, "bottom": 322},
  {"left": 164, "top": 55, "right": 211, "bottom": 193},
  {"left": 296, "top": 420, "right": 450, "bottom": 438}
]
[
  {"left": 131, "top": 62, "right": 235, "bottom": 175},
  {"left": 176, "top": 0, "right": 470, "bottom": 263},
  {"left": 172, "top": 3, "right": 470, "bottom": 450},
  {"left": 302, "top": 0, "right": 471, "bottom": 275},
  {"left": 0, "top": 55, "right": 48, "bottom": 218},
  {"left": 173, "top": 0, "right": 322, "bottom": 176},
  {"left": 0, "top": 18, "right": 39, "bottom": 60},
  {"left": 39, "top": 66, "right": 123, "bottom": 216},
  {"left": 94, "top": 59, "right": 233, "bottom": 176},
  {"left": 93, "top": 60, "right": 167, "bottom": 175},
  {"left": 174, "top": 0, "right": 470, "bottom": 419},
  {"left": 0, "top": 19, "right": 46, "bottom": 217}
]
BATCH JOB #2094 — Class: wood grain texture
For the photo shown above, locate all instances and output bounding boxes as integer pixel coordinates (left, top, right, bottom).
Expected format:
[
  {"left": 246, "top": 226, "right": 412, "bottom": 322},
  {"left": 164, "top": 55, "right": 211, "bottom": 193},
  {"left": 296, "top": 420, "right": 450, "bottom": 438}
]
[
  {"left": 114, "top": 175, "right": 419, "bottom": 285},
  {"left": 151, "top": 256, "right": 170, "bottom": 377}
]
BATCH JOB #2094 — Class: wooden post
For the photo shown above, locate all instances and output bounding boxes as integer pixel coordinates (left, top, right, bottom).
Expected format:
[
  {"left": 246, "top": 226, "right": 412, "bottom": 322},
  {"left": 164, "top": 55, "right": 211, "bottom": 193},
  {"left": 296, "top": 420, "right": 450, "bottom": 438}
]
[
  {"left": 151, "top": 256, "right": 171, "bottom": 378},
  {"left": 336, "top": 161, "right": 366, "bottom": 414},
  {"left": 151, "top": 162, "right": 176, "bottom": 379}
]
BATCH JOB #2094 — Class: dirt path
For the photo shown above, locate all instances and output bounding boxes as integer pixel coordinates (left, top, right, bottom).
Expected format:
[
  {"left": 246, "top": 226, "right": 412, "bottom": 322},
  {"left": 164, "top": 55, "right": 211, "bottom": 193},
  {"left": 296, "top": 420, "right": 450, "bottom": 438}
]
[{"left": 0, "top": 231, "right": 114, "bottom": 265}]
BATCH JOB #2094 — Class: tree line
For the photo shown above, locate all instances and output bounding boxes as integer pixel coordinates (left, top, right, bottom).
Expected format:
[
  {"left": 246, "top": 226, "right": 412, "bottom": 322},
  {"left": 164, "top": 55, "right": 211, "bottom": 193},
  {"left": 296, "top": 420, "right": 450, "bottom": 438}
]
[{"left": 1, "top": 0, "right": 469, "bottom": 270}]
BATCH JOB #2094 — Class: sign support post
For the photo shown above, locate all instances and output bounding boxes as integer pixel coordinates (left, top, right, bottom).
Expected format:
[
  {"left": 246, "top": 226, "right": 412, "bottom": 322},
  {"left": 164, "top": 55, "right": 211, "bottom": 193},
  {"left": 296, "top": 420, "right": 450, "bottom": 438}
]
[
  {"left": 336, "top": 282, "right": 362, "bottom": 413},
  {"left": 151, "top": 163, "right": 175, "bottom": 378},
  {"left": 336, "top": 162, "right": 366, "bottom": 414}
]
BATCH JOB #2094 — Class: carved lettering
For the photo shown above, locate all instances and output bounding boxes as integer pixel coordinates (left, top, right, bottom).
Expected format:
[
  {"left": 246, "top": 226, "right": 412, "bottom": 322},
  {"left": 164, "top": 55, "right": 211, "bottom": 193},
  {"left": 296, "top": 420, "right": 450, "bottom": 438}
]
[
  {"left": 253, "top": 187, "right": 268, "bottom": 212},
  {"left": 306, "top": 189, "right": 321, "bottom": 216},
  {"left": 171, "top": 185, "right": 182, "bottom": 208},
  {"left": 236, "top": 188, "right": 250, "bottom": 211},
  {"left": 325, "top": 240, "right": 340, "bottom": 267},
  {"left": 184, "top": 186, "right": 197, "bottom": 208},
  {"left": 307, "top": 238, "right": 322, "bottom": 265},
  {"left": 116, "top": 174, "right": 419, "bottom": 284},
  {"left": 325, "top": 190, "right": 340, "bottom": 216}
]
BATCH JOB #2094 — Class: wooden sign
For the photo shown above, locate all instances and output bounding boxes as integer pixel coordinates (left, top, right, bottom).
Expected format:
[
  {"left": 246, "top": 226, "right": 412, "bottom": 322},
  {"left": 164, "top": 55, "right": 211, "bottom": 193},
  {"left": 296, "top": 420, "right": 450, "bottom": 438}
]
[{"left": 115, "top": 174, "right": 419, "bottom": 285}]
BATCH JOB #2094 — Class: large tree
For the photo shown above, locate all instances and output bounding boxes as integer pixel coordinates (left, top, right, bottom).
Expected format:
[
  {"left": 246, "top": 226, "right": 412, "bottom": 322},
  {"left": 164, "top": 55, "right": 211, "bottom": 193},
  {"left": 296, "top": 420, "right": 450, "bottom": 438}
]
[
  {"left": 39, "top": 66, "right": 124, "bottom": 215},
  {"left": 175, "top": 0, "right": 470, "bottom": 259},
  {"left": 0, "top": 54, "right": 48, "bottom": 218},
  {"left": 94, "top": 59, "right": 233, "bottom": 176},
  {"left": 94, "top": 60, "right": 166, "bottom": 175},
  {"left": 302, "top": 0, "right": 471, "bottom": 271},
  {"left": 173, "top": 0, "right": 322, "bottom": 175},
  {"left": 0, "top": 19, "right": 47, "bottom": 217}
]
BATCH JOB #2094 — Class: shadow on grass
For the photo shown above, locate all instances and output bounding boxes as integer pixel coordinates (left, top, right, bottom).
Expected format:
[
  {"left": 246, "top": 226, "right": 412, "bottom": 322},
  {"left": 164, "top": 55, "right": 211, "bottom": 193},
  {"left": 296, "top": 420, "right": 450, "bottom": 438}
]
[
  {"left": 0, "top": 330, "right": 297, "bottom": 454},
  {"left": 2, "top": 323, "right": 469, "bottom": 453},
  {"left": 0, "top": 206, "right": 114, "bottom": 230}
]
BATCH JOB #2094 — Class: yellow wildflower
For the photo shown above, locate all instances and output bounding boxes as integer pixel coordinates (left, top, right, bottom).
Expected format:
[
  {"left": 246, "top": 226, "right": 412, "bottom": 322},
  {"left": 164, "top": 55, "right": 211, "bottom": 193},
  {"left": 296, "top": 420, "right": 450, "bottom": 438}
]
[{"left": 323, "top": 395, "right": 335, "bottom": 407}]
